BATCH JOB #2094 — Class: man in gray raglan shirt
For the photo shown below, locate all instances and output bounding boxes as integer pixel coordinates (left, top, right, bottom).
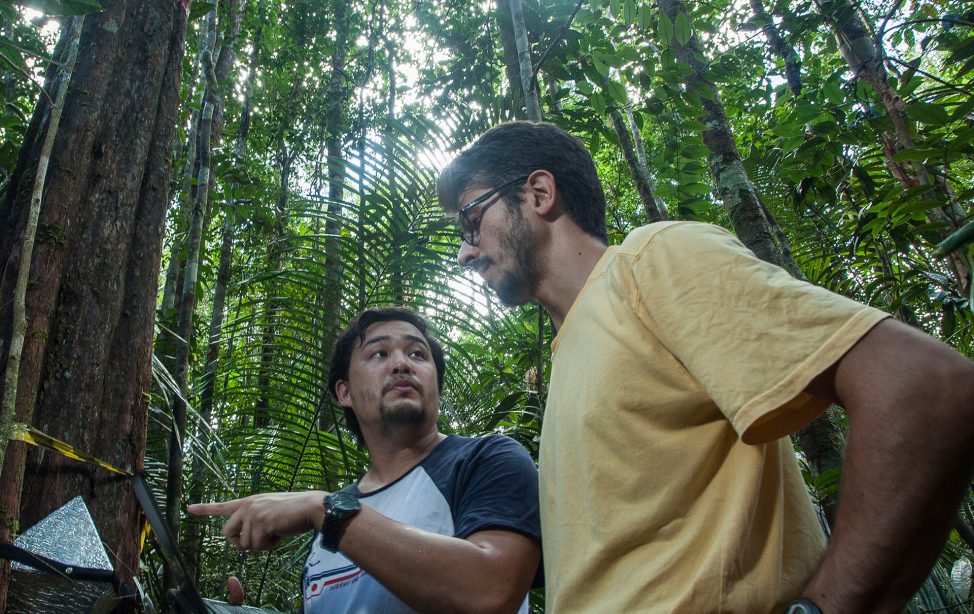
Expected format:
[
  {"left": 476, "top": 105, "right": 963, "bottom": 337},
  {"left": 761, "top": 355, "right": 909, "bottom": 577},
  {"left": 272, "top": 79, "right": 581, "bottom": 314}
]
[{"left": 191, "top": 307, "right": 542, "bottom": 613}]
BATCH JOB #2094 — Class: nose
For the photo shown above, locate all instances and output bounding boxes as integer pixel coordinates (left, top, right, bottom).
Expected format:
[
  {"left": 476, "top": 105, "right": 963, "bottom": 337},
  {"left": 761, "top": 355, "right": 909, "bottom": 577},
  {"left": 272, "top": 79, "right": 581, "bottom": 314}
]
[
  {"left": 391, "top": 350, "right": 414, "bottom": 374},
  {"left": 458, "top": 241, "right": 478, "bottom": 267}
]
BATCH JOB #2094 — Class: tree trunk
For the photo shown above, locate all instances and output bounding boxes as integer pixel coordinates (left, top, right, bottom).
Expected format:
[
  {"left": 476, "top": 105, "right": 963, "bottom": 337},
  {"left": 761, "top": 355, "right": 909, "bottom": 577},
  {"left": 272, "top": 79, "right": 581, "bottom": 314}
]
[
  {"left": 815, "top": 0, "right": 971, "bottom": 297},
  {"left": 508, "top": 0, "right": 541, "bottom": 121},
  {"left": 495, "top": 0, "right": 525, "bottom": 118},
  {"left": 657, "top": 0, "right": 853, "bottom": 525},
  {"left": 184, "top": 0, "right": 253, "bottom": 577},
  {"left": 608, "top": 101, "right": 667, "bottom": 222},
  {"left": 385, "top": 35, "right": 403, "bottom": 303},
  {"left": 749, "top": 0, "right": 802, "bottom": 96},
  {"left": 0, "top": 1, "right": 187, "bottom": 608},
  {"left": 657, "top": 0, "right": 801, "bottom": 278},
  {"left": 0, "top": 16, "right": 82, "bottom": 476},
  {"left": 164, "top": 10, "right": 219, "bottom": 589},
  {"left": 319, "top": 0, "right": 351, "bottom": 430}
]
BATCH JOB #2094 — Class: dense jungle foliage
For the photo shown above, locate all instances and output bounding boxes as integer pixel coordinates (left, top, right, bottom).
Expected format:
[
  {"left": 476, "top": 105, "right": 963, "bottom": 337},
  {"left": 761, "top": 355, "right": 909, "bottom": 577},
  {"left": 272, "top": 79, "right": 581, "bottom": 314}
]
[{"left": 2, "top": 0, "right": 974, "bottom": 610}]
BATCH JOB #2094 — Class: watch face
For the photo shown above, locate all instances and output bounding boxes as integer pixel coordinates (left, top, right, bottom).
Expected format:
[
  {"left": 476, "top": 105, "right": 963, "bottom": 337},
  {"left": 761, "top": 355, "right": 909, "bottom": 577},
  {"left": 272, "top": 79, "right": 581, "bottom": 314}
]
[
  {"left": 784, "top": 599, "right": 822, "bottom": 614},
  {"left": 328, "top": 492, "right": 360, "bottom": 514}
]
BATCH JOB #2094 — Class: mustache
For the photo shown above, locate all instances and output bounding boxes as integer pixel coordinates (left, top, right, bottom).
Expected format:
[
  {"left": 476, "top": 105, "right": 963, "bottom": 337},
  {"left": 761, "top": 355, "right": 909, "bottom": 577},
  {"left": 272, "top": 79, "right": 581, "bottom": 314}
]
[
  {"left": 465, "top": 256, "right": 493, "bottom": 271},
  {"left": 382, "top": 375, "right": 423, "bottom": 395}
]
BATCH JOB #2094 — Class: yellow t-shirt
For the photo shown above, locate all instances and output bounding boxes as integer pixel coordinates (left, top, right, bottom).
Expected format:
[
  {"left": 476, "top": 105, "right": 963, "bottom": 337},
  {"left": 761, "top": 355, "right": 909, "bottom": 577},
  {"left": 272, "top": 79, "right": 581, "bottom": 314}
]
[{"left": 540, "top": 222, "right": 888, "bottom": 613}]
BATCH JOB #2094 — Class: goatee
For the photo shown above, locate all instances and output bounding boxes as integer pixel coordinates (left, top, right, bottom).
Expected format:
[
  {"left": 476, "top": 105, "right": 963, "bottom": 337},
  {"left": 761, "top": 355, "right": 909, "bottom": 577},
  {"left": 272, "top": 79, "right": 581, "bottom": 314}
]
[{"left": 379, "top": 401, "right": 428, "bottom": 431}]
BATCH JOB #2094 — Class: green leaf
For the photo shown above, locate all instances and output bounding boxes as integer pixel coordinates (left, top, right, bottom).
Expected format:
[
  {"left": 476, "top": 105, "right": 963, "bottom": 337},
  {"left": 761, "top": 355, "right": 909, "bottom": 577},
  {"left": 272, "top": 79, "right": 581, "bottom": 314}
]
[
  {"left": 189, "top": 0, "right": 217, "bottom": 21},
  {"left": 951, "top": 98, "right": 974, "bottom": 122},
  {"left": 688, "top": 81, "right": 714, "bottom": 101},
  {"left": 946, "top": 35, "right": 974, "bottom": 66},
  {"left": 606, "top": 81, "right": 628, "bottom": 105},
  {"left": 771, "top": 120, "right": 802, "bottom": 138},
  {"left": 905, "top": 101, "right": 950, "bottom": 126},
  {"left": 890, "top": 146, "right": 941, "bottom": 162},
  {"left": 852, "top": 164, "right": 875, "bottom": 197},
  {"left": 779, "top": 135, "right": 805, "bottom": 153},
  {"left": 680, "top": 182, "right": 711, "bottom": 197},
  {"left": 0, "top": 39, "right": 28, "bottom": 74},
  {"left": 592, "top": 57, "right": 609, "bottom": 78},
  {"left": 591, "top": 91, "right": 606, "bottom": 114},
  {"left": 0, "top": 115, "right": 22, "bottom": 130},
  {"left": 623, "top": 0, "right": 636, "bottom": 25},
  {"left": 658, "top": 14, "right": 674, "bottom": 44},
  {"left": 638, "top": 4, "right": 652, "bottom": 30},
  {"left": 674, "top": 11, "right": 692, "bottom": 45},
  {"left": 959, "top": 56, "right": 974, "bottom": 79},
  {"left": 609, "top": 0, "right": 622, "bottom": 20},
  {"left": 823, "top": 82, "right": 844, "bottom": 106}
]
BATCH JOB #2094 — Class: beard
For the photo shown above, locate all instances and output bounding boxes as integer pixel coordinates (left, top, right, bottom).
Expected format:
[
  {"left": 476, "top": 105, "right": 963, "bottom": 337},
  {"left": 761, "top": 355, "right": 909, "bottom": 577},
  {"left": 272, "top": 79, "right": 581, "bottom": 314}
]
[
  {"left": 493, "top": 206, "right": 541, "bottom": 306},
  {"left": 378, "top": 379, "right": 430, "bottom": 433},
  {"left": 379, "top": 399, "right": 428, "bottom": 428}
]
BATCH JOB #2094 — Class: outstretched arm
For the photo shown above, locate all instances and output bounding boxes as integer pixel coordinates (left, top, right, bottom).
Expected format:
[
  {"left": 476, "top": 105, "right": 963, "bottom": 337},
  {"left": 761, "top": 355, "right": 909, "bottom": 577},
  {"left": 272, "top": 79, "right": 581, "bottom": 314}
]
[
  {"left": 189, "top": 492, "right": 540, "bottom": 614},
  {"left": 801, "top": 319, "right": 974, "bottom": 612}
]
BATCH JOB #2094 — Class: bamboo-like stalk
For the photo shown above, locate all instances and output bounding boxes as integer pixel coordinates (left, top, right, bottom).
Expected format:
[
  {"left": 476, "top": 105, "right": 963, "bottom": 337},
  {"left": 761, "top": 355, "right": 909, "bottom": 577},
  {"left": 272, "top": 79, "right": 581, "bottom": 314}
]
[
  {"left": 164, "top": 6, "right": 220, "bottom": 586},
  {"left": 509, "top": 0, "right": 541, "bottom": 120}
]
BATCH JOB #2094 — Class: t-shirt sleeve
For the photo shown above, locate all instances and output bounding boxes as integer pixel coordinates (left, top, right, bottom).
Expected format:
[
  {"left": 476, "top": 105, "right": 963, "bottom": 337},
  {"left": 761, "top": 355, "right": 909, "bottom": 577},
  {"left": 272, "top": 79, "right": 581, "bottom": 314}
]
[
  {"left": 450, "top": 435, "right": 542, "bottom": 544},
  {"left": 629, "top": 222, "right": 889, "bottom": 444}
]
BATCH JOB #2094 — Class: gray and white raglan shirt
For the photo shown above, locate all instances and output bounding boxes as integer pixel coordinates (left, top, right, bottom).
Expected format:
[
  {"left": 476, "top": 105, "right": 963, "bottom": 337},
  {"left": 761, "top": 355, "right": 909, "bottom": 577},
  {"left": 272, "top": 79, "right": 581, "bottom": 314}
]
[{"left": 301, "top": 434, "right": 542, "bottom": 614}]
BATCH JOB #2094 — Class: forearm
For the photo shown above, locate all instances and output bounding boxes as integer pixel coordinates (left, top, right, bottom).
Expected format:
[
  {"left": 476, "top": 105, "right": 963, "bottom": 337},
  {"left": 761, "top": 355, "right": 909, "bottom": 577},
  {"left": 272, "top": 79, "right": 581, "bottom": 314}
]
[
  {"left": 333, "top": 505, "right": 537, "bottom": 613},
  {"left": 802, "top": 322, "right": 974, "bottom": 612},
  {"left": 803, "top": 414, "right": 972, "bottom": 611}
]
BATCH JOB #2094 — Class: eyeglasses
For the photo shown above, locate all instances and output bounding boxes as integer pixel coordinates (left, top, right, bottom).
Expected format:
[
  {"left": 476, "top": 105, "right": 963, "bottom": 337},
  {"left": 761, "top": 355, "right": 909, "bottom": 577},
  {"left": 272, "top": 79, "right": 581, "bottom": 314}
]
[{"left": 457, "top": 175, "right": 529, "bottom": 246}]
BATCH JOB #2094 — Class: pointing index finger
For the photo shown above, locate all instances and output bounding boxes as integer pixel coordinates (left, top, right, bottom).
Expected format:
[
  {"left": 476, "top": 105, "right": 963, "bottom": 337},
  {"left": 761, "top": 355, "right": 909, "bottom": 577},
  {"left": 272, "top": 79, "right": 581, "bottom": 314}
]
[{"left": 187, "top": 500, "right": 242, "bottom": 517}]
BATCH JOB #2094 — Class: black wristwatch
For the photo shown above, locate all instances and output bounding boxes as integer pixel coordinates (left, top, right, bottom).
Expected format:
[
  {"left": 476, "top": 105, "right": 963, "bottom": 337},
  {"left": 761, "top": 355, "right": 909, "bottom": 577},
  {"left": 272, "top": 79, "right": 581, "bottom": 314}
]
[
  {"left": 319, "top": 492, "right": 361, "bottom": 553},
  {"left": 784, "top": 598, "right": 823, "bottom": 614}
]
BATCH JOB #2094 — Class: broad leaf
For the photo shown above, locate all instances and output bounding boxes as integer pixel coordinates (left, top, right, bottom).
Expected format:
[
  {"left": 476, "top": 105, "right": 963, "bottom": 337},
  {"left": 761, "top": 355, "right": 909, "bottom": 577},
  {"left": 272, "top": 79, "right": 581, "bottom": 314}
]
[
  {"left": 674, "top": 11, "right": 692, "bottom": 45},
  {"left": 658, "top": 13, "right": 674, "bottom": 44}
]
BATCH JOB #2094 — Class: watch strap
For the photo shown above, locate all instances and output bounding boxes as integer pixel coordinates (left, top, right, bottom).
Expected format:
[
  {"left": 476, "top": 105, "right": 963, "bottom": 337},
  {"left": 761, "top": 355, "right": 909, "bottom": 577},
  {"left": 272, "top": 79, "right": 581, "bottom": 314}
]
[{"left": 319, "top": 492, "right": 360, "bottom": 553}]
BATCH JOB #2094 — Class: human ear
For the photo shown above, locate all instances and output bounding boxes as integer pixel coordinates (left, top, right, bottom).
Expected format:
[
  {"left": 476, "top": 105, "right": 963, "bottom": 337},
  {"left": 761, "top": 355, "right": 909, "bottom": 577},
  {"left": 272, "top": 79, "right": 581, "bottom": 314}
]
[
  {"left": 335, "top": 380, "right": 353, "bottom": 408},
  {"left": 526, "top": 170, "right": 557, "bottom": 216}
]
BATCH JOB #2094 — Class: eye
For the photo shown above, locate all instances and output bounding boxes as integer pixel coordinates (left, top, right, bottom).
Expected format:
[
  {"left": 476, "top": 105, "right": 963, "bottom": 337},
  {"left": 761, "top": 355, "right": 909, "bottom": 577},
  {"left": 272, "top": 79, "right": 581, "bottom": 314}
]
[
  {"left": 371, "top": 349, "right": 388, "bottom": 359},
  {"left": 458, "top": 213, "right": 476, "bottom": 232},
  {"left": 409, "top": 349, "right": 427, "bottom": 359}
]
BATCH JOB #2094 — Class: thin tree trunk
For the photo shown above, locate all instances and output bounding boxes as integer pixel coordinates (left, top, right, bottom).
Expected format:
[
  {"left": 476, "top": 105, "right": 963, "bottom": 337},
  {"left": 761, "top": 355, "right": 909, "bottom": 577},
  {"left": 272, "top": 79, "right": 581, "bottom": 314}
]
[
  {"left": 355, "top": 7, "right": 379, "bottom": 310},
  {"left": 749, "top": 0, "right": 802, "bottom": 96},
  {"left": 657, "top": 0, "right": 801, "bottom": 277},
  {"left": 609, "top": 102, "right": 666, "bottom": 222},
  {"left": 495, "top": 0, "right": 525, "bottom": 118},
  {"left": 657, "top": 0, "right": 854, "bottom": 525},
  {"left": 386, "top": 34, "right": 403, "bottom": 303},
  {"left": 0, "top": 1, "right": 187, "bottom": 608},
  {"left": 184, "top": 0, "right": 248, "bottom": 577},
  {"left": 509, "top": 0, "right": 541, "bottom": 121},
  {"left": 320, "top": 0, "right": 352, "bottom": 430},
  {"left": 164, "top": 7, "right": 219, "bottom": 586},
  {"left": 815, "top": 0, "right": 970, "bottom": 296}
]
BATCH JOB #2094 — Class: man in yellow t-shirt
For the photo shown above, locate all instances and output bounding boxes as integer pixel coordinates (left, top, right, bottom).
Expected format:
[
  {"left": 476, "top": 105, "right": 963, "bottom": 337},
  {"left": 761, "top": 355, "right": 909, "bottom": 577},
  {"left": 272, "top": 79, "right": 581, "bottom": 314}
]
[{"left": 437, "top": 120, "right": 974, "bottom": 612}]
